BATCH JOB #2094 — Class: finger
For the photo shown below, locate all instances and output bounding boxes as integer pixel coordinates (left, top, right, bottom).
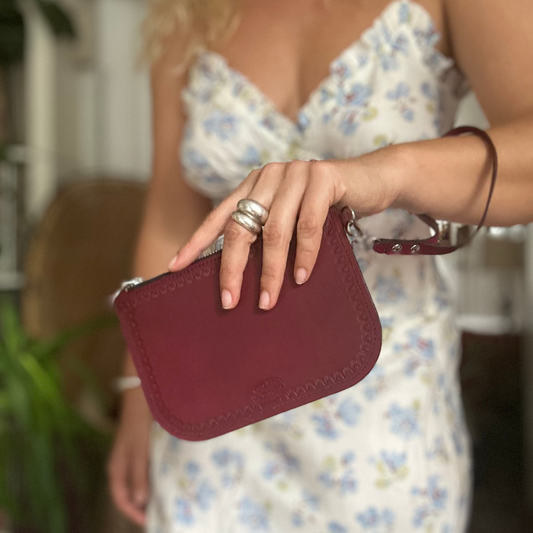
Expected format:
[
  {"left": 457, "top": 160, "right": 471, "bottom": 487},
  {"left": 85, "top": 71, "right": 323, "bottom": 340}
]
[
  {"left": 132, "top": 449, "right": 150, "bottom": 510},
  {"left": 293, "top": 161, "right": 334, "bottom": 285},
  {"left": 167, "top": 206, "right": 229, "bottom": 272},
  {"left": 257, "top": 160, "right": 309, "bottom": 310},
  {"left": 168, "top": 174, "right": 259, "bottom": 272},
  {"left": 219, "top": 219, "right": 259, "bottom": 309},
  {"left": 219, "top": 163, "right": 284, "bottom": 309},
  {"left": 108, "top": 454, "right": 147, "bottom": 527}
]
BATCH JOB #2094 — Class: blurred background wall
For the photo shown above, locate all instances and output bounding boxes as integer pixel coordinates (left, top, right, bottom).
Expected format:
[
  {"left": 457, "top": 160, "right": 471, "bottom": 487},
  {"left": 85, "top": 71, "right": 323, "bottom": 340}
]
[{"left": 40, "top": 0, "right": 151, "bottom": 212}]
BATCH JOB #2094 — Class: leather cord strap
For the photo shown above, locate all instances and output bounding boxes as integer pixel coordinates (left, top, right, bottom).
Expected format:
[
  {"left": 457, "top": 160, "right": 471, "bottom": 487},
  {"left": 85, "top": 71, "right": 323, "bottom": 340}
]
[{"left": 341, "top": 126, "right": 498, "bottom": 256}]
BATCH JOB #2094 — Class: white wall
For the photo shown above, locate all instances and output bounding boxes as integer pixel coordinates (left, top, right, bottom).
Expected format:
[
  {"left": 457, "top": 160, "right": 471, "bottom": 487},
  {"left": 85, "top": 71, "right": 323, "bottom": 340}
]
[
  {"left": 56, "top": 0, "right": 151, "bottom": 184},
  {"left": 23, "top": 1, "right": 58, "bottom": 220},
  {"left": 23, "top": 0, "right": 151, "bottom": 223},
  {"left": 93, "top": 0, "right": 151, "bottom": 177}
]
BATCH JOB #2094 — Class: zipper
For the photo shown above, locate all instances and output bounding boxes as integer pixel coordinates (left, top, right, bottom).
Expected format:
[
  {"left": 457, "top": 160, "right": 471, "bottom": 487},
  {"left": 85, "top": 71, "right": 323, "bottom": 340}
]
[
  {"left": 115, "top": 210, "right": 360, "bottom": 300},
  {"left": 111, "top": 277, "right": 145, "bottom": 304},
  {"left": 122, "top": 277, "right": 144, "bottom": 291},
  {"left": 116, "top": 235, "right": 225, "bottom": 298}
]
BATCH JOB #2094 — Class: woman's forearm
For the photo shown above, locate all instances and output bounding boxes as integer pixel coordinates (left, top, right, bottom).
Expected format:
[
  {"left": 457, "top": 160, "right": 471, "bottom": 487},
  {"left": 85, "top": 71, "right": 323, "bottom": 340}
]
[{"left": 386, "top": 114, "right": 533, "bottom": 227}]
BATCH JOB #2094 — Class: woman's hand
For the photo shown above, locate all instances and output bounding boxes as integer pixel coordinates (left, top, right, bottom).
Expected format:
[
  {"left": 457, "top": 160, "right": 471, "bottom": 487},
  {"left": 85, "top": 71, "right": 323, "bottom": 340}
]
[
  {"left": 107, "top": 387, "right": 153, "bottom": 527},
  {"left": 167, "top": 148, "right": 402, "bottom": 311}
]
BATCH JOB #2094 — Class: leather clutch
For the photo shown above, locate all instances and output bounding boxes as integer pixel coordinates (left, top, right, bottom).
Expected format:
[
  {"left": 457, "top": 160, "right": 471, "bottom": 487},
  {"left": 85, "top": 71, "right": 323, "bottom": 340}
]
[
  {"left": 113, "top": 205, "right": 382, "bottom": 440},
  {"left": 113, "top": 126, "right": 497, "bottom": 441}
]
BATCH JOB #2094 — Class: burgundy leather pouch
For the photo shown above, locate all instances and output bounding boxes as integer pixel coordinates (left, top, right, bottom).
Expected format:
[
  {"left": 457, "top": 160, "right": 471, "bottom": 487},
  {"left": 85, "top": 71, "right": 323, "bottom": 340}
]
[
  {"left": 113, "top": 126, "right": 497, "bottom": 441},
  {"left": 113, "top": 205, "right": 382, "bottom": 441}
]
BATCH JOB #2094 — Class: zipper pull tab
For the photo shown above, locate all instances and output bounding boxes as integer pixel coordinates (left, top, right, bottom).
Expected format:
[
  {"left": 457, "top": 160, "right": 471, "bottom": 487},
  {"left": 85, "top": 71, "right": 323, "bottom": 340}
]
[
  {"left": 110, "top": 277, "right": 144, "bottom": 306},
  {"left": 123, "top": 277, "right": 144, "bottom": 291}
]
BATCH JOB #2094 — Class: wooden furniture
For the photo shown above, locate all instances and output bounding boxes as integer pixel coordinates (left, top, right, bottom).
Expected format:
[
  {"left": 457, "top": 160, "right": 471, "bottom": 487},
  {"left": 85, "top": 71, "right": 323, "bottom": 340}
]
[{"left": 22, "top": 178, "right": 147, "bottom": 415}]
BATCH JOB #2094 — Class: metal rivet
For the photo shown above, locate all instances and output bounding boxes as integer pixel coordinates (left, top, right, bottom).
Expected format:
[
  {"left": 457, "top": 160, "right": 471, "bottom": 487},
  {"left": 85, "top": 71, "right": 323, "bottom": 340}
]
[
  {"left": 410, "top": 244, "right": 421, "bottom": 254},
  {"left": 392, "top": 243, "right": 403, "bottom": 253}
]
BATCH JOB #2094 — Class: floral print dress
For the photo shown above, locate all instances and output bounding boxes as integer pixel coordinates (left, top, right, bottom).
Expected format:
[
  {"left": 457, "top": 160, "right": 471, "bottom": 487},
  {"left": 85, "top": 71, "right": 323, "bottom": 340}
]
[{"left": 146, "top": 1, "right": 472, "bottom": 531}]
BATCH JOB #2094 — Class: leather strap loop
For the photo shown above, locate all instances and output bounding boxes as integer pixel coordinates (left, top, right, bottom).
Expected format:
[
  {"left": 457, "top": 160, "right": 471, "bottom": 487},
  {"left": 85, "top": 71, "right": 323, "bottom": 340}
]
[{"left": 342, "top": 126, "right": 498, "bottom": 256}]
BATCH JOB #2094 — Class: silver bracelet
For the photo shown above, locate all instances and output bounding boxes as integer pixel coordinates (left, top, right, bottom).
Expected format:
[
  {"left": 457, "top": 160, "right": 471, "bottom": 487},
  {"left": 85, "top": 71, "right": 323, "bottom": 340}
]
[{"left": 114, "top": 375, "right": 142, "bottom": 392}]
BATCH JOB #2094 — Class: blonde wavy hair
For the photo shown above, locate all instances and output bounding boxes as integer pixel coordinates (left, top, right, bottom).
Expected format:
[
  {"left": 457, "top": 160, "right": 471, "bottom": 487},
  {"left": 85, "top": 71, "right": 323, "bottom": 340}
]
[{"left": 141, "top": 0, "right": 245, "bottom": 72}]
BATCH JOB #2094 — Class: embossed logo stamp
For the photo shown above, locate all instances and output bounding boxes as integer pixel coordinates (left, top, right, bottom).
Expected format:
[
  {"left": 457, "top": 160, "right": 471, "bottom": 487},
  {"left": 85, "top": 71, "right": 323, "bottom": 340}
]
[{"left": 251, "top": 378, "right": 286, "bottom": 405}]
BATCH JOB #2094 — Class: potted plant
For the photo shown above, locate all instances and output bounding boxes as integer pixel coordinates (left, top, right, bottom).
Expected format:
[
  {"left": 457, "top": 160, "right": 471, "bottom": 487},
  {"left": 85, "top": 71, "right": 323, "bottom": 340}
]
[{"left": 0, "top": 299, "right": 115, "bottom": 533}]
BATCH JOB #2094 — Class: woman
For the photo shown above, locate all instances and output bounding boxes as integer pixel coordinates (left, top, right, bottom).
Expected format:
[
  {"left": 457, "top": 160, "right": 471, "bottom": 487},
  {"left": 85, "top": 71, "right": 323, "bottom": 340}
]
[{"left": 107, "top": 0, "right": 533, "bottom": 531}]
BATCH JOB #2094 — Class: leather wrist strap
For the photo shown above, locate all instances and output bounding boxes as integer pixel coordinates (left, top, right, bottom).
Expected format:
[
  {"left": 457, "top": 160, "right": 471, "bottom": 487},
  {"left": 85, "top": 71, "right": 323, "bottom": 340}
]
[{"left": 341, "top": 126, "right": 498, "bottom": 256}]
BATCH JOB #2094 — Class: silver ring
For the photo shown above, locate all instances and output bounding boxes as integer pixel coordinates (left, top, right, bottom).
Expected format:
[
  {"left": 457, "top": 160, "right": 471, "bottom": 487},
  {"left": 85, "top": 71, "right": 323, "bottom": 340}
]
[
  {"left": 236, "top": 198, "right": 269, "bottom": 226},
  {"left": 231, "top": 210, "right": 262, "bottom": 235}
]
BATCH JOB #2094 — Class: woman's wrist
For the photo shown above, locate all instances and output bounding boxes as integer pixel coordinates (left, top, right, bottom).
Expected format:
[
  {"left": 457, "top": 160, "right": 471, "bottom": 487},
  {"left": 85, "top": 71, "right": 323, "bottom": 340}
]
[
  {"left": 383, "top": 141, "right": 419, "bottom": 214},
  {"left": 117, "top": 352, "right": 144, "bottom": 394},
  {"left": 381, "top": 133, "right": 498, "bottom": 225},
  {"left": 341, "top": 142, "right": 411, "bottom": 216},
  {"left": 118, "top": 379, "right": 152, "bottom": 421}
]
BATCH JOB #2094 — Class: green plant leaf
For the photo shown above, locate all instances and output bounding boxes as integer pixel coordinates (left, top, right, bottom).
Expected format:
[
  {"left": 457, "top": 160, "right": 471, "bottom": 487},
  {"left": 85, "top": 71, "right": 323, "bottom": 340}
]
[
  {"left": 0, "top": 297, "right": 27, "bottom": 355},
  {"left": 0, "top": 299, "right": 114, "bottom": 533},
  {"left": 30, "top": 432, "right": 68, "bottom": 533}
]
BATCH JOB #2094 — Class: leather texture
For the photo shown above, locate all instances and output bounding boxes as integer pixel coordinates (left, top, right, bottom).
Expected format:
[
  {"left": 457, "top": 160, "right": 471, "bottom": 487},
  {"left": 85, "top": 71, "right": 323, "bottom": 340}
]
[{"left": 114, "top": 205, "right": 382, "bottom": 441}]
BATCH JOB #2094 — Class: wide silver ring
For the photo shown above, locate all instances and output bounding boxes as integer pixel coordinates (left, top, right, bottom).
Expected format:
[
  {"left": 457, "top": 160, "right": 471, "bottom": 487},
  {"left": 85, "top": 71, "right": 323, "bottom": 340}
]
[
  {"left": 236, "top": 198, "right": 269, "bottom": 226},
  {"left": 231, "top": 210, "right": 262, "bottom": 235}
]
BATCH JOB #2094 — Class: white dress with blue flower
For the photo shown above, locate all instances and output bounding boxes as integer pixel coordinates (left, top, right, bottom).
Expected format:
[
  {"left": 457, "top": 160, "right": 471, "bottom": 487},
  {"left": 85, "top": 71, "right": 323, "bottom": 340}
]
[{"left": 146, "top": 1, "right": 472, "bottom": 532}]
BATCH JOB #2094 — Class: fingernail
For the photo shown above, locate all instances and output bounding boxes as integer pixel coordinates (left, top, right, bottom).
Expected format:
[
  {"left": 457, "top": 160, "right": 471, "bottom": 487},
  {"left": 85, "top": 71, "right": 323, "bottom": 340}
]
[
  {"left": 259, "top": 290, "right": 270, "bottom": 310},
  {"left": 168, "top": 255, "right": 179, "bottom": 271},
  {"left": 221, "top": 289, "right": 233, "bottom": 309},
  {"left": 295, "top": 268, "right": 307, "bottom": 284}
]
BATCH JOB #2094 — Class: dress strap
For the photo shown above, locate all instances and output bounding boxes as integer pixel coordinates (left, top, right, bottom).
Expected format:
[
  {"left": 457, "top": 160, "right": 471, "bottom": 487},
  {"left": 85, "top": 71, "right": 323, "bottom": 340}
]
[{"left": 341, "top": 126, "right": 498, "bottom": 255}]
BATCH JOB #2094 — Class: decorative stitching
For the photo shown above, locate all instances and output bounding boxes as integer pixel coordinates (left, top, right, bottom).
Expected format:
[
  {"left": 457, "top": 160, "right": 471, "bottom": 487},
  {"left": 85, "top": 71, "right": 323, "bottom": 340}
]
[{"left": 116, "top": 208, "right": 381, "bottom": 439}]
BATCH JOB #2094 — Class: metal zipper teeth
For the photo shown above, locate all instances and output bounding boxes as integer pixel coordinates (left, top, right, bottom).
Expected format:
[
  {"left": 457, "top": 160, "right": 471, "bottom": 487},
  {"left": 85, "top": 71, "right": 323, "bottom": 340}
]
[
  {"left": 122, "top": 248, "right": 223, "bottom": 292},
  {"left": 121, "top": 211, "right": 355, "bottom": 293}
]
